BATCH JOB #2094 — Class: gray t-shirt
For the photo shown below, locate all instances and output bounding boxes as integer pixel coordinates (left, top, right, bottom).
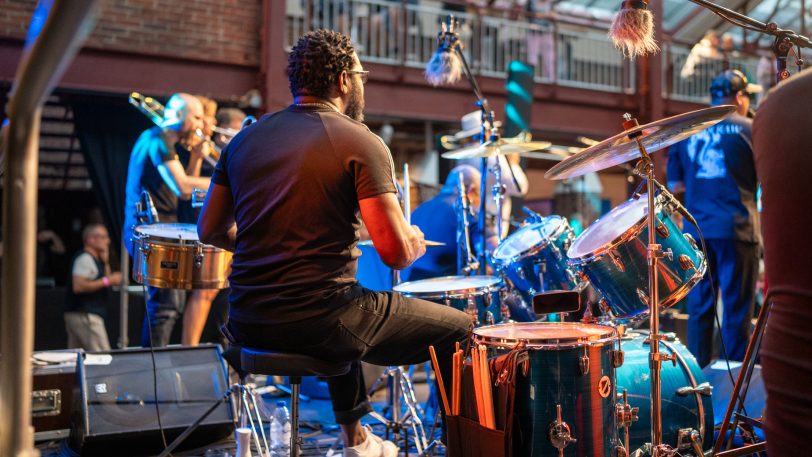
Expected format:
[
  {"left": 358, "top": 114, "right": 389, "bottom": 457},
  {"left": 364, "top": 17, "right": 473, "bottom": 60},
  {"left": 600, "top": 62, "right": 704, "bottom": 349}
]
[{"left": 212, "top": 105, "right": 397, "bottom": 324}]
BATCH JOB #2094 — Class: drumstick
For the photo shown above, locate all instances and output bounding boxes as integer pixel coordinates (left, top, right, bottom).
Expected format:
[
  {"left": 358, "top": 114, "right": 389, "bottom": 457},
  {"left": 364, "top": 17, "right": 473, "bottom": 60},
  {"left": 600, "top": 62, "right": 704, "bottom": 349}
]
[
  {"left": 452, "top": 351, "right": 460, "bottom": 416},
  {"left": 428, "top": 345, "right": 451, "bottom": 416},
  {"left": 479, "top": 345, "right": 495, "bottom": 429},
  {"left": 403, "top": 163, "right": 411, "bottom": 224},
  {"left": 471, "top": 346, "right": 485, "bottom": 426}
]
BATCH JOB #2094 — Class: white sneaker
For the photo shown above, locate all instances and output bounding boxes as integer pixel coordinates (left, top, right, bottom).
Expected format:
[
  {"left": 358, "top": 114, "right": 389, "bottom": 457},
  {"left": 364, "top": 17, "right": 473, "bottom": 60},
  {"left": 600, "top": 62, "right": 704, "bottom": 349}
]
[{"left": 343, "top": 425, "right": 398, "bottom": 457}]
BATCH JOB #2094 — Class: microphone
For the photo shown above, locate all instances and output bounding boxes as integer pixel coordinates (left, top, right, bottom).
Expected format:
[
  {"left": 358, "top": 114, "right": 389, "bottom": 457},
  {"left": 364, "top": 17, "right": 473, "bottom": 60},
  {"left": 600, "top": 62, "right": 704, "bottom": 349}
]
[
  {"left": 135, "top": 190, "right": 159, "bottom": 224},
  {"left": 425, "top": 15, "right": 463, "bottom": 86},
  {"left": 608, "top": 0, "right": 660, "bottom": 59}
]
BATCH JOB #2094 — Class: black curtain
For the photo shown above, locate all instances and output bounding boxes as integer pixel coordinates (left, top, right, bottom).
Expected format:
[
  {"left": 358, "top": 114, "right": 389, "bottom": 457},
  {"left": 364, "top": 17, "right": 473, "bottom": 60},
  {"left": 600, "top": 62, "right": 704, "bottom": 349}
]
[{"left": 70, "top": 93, "right": 152, "bottom": 256}]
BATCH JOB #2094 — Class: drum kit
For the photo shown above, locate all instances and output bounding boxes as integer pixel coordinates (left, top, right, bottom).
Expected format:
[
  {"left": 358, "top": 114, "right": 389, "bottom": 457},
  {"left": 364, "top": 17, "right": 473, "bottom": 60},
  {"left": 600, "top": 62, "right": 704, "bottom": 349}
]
[{"left": 393, "top": 104, "right": 736, "bottom": 457}]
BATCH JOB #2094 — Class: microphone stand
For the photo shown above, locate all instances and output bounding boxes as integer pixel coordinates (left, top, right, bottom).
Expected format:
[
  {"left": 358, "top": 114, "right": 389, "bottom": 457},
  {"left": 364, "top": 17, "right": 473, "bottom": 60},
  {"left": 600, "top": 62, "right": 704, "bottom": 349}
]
[
  {"left": 439, "top": 15, "right": 522, "bottom": 272},
  {"left": 686, "top": 0, "right": 811, "bottom": 83}
]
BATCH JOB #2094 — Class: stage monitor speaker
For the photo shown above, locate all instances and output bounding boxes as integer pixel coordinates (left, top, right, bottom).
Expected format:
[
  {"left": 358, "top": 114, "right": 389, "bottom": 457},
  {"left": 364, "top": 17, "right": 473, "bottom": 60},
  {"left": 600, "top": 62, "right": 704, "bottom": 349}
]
[{"left": 70, "top": 344, "right": 234, "bottom": 456}]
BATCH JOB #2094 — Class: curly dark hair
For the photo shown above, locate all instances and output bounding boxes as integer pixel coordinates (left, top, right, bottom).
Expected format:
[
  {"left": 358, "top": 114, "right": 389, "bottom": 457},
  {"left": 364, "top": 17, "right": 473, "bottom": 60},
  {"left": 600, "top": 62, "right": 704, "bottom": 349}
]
[{"left": 287, "top": 29, "right": 357, "bottom": 99}]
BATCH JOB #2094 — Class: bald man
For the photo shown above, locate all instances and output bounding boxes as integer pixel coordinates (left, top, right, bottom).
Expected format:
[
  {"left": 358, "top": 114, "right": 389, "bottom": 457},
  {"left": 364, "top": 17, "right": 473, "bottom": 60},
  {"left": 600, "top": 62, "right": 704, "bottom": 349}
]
[{"left": 123, "top": 92, "right": 212, "bottom": 347}]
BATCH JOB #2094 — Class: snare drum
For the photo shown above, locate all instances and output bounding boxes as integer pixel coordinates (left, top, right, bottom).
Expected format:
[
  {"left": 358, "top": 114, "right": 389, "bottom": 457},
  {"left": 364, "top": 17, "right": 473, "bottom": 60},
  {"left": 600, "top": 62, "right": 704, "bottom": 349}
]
[
  {"left": 393, "top": 276, "right": 505, "bottom": 325},
  {"left": 473, "top": 323, "right": 619, "bottom": 457},
  {"left": 568, "top": 195, "right": 706, "bottom": 323},
  {"left": 132, "top": 223, "right": 232, "bottom": 290},
  {"left": 493, "top": 216, "right": 586, "bottom": 304},
  {"left": 617, "top": 331, "right": 714, "bottom": 452}
]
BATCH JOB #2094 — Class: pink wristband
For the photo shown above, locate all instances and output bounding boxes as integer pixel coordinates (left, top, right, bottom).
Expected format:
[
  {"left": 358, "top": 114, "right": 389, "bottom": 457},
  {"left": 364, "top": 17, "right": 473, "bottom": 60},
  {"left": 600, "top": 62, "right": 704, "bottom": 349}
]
[{"left": 102, "top": 276, "right": 110, "bottom": 287}]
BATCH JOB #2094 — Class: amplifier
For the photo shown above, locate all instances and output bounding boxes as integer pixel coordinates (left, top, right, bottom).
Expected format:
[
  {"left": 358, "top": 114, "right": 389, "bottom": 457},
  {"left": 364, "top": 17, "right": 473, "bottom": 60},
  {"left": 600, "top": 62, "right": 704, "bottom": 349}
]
[{"left": 70, "top": 344, "right": 234, "bottom": 456}]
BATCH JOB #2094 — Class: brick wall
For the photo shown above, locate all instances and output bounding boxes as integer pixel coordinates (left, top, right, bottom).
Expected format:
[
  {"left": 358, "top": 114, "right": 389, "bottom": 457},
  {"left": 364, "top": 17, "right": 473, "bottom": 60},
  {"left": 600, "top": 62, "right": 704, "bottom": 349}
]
[{"left": 0, "top": 0, "right": 261, "bottom": 66}]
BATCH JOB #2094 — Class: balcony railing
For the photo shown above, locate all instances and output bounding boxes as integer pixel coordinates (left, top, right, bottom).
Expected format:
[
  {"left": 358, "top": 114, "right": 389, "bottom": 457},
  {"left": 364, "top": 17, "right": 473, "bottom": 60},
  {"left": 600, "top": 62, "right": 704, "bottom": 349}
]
[
  {"left": 285, "top": 0, "right": 635, "bottom": 94},
  {"left": 663, "top": 43, "right": 762, "bottom": 103}
]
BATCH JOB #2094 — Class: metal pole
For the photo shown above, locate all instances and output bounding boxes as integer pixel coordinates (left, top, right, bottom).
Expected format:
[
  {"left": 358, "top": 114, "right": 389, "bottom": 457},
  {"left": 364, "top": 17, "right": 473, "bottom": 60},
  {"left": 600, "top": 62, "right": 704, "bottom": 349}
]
[
  {"left": 118, "top": 239, "right": 129, "bottom": 348},
  {"left": 0, "top": 2, "right": 98, "bottom": 456}
]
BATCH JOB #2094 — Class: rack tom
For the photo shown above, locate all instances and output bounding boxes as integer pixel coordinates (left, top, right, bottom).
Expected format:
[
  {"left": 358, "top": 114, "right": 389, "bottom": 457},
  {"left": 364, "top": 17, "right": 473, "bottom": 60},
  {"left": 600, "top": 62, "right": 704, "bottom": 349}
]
[
  {"left": 132, "top": 223, "right": 232, "bottom": 290},
  {"left": 492, "top": 216, "right": 587, "bottom": 304},
  {"left": 568, "top": 195, "right": 706, "bottom": 324}
]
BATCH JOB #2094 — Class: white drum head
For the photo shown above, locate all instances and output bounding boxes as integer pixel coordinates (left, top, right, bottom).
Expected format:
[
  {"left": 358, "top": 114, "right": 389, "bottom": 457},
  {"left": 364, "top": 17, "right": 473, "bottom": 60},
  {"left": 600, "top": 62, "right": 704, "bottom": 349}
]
[
  {"left": 493, "top": 216, "right": 562, "bottom": 261},
  {"left": 394, "top": 275, "right": 500, "bottom": 297},
  {"left": 568, "top": 196, "right": 653, "bottom": 259},
  {"left": 135, "top": 223, "right": 199, "bottom": 242},
  {"left": 474, "top": 322, "right": 616, "bottom": 347}
]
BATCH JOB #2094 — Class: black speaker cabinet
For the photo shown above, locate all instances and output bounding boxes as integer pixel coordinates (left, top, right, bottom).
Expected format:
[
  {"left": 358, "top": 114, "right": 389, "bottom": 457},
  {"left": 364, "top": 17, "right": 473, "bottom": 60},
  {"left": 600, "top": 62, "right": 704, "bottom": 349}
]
[{"left": 70, "top": 344, "right": 234, "bottom": 456}]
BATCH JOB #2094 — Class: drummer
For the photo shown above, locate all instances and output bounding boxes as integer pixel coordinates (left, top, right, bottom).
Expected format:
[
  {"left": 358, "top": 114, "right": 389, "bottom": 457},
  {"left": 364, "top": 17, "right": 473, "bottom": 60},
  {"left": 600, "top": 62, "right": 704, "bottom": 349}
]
[
  {"left": 401, "top": 165, "right": 481, "bottom": 282},
  {"left": 123, "top": 93, "right": 212, "bottom": 348}
]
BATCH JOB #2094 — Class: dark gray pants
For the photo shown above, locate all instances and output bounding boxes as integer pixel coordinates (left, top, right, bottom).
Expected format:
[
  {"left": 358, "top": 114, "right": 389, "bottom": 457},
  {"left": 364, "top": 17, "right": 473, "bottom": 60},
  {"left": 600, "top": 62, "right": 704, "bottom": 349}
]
[{"left": 226, "top": 285, "right": 473, "bottom": 424}]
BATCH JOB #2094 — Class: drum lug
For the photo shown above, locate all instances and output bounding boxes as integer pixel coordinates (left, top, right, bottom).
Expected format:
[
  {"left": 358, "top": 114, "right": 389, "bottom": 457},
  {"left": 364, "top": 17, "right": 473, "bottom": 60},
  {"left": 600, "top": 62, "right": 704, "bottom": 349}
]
[
  {"left": 608, "top": 250, "right": 625, "bottom": 272},
  {"left": 676, "top": 381, "right": 713, "bottom": 397},
  {"left": 683, "top": 233, "right": 699, "bottom": 251},
  {"left": 677, "top": 428, "right": 705, "bottom": 456},
  {"left": 636, "top": 288, "right": 649, "bottom": 306},
  {"left": 579, "top": 349, "right": 590, "bottom": 375},
  {"left": 548, "top": 404, "right": 577, "bottom": 451},
  {"left": 139, "top": 243, "right": 151, "bottom": 258},
  {"left": 484, "top": 311, "right": 495, "bottom": 326},
  {"left": 194, "top": 243, "right": 204, "bottom": 268},
  {"left": 466, "top": 297, "right": 479, "bottom": 326},
  {"left": 614, "top": 446, "right": 629, "bottom": 457},
  {"left": 517, "top": 265, "right": 526, "bottom": 280},
  {"left": 611, "top": 350, "right": 625, "bottom": 368},
  {"left": 678, "top": 254, "right": 696, "bottom": 272},
  {"left": 655, "top": 222, "right": 670, "bottom": 239}
]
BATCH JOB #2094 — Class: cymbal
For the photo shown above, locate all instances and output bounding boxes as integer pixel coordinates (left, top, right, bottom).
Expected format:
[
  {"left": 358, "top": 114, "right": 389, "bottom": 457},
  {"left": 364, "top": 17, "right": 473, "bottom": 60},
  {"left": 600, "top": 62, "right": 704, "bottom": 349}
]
[
  {"left": 358, "top": 239, "right": 446, "bottom": 247},
  {"left": 545, "top": 105, "right": 737, "bottom": 180},
  {"left": 442, "top": 137, "right": 553, "bottom": 160}
]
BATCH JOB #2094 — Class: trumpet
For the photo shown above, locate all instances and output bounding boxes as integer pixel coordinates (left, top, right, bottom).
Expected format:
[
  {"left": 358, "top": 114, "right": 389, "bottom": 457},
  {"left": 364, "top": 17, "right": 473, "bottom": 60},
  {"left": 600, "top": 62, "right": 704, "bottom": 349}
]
[{"left": 129, "top": 92, "right": 220, "bottom": 166}]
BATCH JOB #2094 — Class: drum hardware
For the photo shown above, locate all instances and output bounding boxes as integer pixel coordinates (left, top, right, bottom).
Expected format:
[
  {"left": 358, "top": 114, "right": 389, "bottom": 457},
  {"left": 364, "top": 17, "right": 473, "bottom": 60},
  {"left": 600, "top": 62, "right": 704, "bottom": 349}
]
[
  {"left": 675, "top": 382, "right": 713, "bottom": 397},
  {"left": 676, "top": 429, "right": 705, "bottom": 456},
  {"left": 678, "top": 255, "right": 696, "bottom": 271},
  {"left": 579, "top": 348, "right": 590, "bottom": 375},
  {"left": 617, "top": 390, "right": 640, "bottom": 457},
  {"left": 608, "top": 250, "right": 626, "bottom": 272},
  {"left": 548, "top": 404, "right": 577, "bottom": 454},
  {"left": 455, "top": 171, "right": 479, "bottom": 275},
  {"left": 612, "top": 325, "right": 627, "bottom": 368},
  {"left": 547, "top": 107, "right": 734, "bottom": 457}
]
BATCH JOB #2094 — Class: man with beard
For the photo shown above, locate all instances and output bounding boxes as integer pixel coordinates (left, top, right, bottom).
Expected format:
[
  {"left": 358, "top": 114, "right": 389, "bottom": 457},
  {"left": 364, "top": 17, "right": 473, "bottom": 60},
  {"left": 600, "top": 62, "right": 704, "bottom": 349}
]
[
  {"left": 198, "top": 30, "right": 471, "bottom": 457},
  {"left": 123, "top": 92, "right": 212, "bottom": 347}
]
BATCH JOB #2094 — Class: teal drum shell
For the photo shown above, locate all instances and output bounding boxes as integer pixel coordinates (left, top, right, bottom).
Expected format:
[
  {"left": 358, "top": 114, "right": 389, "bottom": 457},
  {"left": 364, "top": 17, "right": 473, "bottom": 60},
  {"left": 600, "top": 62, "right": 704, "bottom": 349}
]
[
  {"left": 568, "top": 195, "right": 707, "bottom": 324},
  {"left": 473, "top": 323, "right": 619, "bottom": 457},
  {"left": 492, "top": 216, "right": 587, "bottom": 304},
  {"left": 616, "top": 332, "right": 714, "bottom": 452},
  {"left": 393, "top": 275, "right": 505, "bottom": 326}
]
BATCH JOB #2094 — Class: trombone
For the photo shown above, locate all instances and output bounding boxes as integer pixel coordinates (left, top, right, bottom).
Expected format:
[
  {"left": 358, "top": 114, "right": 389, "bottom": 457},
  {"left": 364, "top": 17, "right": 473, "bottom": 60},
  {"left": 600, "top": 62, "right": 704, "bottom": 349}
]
[{"left": 128, "top": 92, "right": 225, "bottom": 166}]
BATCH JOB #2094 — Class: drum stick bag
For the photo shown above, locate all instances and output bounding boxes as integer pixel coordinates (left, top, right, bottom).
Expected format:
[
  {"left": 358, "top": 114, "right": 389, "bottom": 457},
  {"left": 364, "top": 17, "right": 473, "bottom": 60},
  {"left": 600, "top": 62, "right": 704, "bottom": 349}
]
[{"left": 446, "top": 343, "right": 527, "bottom": 457}]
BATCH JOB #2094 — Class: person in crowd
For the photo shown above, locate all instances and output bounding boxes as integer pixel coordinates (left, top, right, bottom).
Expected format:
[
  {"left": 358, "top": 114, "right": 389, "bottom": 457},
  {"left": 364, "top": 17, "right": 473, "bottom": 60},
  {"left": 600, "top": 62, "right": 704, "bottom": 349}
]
[
  {"left": 214, "top": 107, "right": 247, "bottom": 150},
  {"left": 123, "top": 92, "right": 212, "bottom": 347},
  {"left": 753, "top": 66, "right": 812, "bottom": 457},
  {"left": 64, "top": 223, "right": 121, "bottom": 351},
  {"left": 667, "top": 69, "right": 761, "bottom": 367},
  {"left": 401, "top": 165, "right": 481, "bottom": 281},
  {"left": 198, "top": 29, "right": 471, "bottom": 457}
]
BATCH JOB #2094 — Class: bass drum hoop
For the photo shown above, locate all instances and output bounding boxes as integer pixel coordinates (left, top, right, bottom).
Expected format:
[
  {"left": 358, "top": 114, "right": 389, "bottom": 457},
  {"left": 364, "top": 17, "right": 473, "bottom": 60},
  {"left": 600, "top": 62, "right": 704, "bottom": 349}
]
[
  {"left": 568, "top": 194, "right": 669, "bottom": 266},
  {"left": 492, "top": 216, "right": 568, "bottom": 266},
  {"left": 473, "top": 323, "right": 617, "bottom": 350}
]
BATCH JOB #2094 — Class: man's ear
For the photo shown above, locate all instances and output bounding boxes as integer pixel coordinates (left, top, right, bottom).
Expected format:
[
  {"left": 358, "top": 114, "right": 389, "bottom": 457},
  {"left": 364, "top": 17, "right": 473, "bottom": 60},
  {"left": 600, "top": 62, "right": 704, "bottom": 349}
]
[{"left": 338, "top": 70, "right": 350, "bottom": 95}]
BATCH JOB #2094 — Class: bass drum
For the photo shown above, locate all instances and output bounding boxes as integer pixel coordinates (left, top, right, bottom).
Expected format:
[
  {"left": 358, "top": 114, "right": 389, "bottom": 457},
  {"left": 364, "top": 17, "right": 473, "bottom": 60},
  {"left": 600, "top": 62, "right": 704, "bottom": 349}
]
[{"left": 617, "top": 331, "right": 714, "bottom": 453}]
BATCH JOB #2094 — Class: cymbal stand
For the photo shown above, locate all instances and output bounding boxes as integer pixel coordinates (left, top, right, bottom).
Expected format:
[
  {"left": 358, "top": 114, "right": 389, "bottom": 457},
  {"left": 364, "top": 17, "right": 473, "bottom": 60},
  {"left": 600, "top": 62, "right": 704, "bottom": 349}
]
[
  {"left": 456, "top": 172, "right": 479, "bottom": 275},
  {"left": 623, "top": 113, "right": 677, "bottom": 457}
]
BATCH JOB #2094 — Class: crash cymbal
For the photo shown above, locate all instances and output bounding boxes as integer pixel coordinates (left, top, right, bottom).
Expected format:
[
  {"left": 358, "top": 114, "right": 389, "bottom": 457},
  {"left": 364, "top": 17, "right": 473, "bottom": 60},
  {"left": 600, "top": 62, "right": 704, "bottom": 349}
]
[
  {"left": 545, "top": 105, "right": 736, "bottom": 180},
  {"left": 442, "top": 138, "right": 553, "bottom": 160},
  {"left": 358, "top": 239, "right": 446, "bottom": 247}
]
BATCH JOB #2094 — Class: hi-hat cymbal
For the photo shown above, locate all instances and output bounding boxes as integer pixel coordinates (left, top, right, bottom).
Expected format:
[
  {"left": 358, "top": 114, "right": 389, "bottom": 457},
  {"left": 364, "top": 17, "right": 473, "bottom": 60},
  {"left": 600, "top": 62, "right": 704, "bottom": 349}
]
[
  {"left": 545, "top": 106, "right": 736, "bottom": 180},
  {"left": 358, "top": 239, "right": 446, "bottom": 248},
  {"left": 442, "top": 138, "right": 553, "bottom": 160}
]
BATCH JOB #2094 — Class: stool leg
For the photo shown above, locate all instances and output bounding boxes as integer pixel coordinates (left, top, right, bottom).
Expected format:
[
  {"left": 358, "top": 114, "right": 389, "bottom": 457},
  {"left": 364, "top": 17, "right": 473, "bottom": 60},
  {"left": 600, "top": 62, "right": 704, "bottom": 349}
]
[{"left": 291, "top": 381, "right": 301, "bottom": 457}]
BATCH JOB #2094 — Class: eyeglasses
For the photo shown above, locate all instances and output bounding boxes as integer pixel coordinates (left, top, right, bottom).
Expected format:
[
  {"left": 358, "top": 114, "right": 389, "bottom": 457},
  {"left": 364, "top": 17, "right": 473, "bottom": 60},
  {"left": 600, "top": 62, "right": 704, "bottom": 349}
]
[{"left": 346, "top": 70, "right": 369, "bottom": 84}]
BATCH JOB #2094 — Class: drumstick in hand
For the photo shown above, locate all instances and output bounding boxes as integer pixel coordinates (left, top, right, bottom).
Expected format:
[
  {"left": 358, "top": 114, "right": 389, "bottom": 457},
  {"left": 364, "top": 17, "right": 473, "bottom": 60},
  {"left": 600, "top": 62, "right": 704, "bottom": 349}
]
[{"left": 429, "top": 345, "right": 451, "bottom": 416}]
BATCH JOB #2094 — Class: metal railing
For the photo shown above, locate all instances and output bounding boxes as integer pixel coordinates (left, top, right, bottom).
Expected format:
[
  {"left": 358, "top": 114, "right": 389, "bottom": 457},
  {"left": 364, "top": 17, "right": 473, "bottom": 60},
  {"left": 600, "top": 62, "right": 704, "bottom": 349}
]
[
  {"left": 285, "top": 0, "right": 635, "bottom": 94},
  {"left": 663, "top": 43, "right": 762, "bottom": 103}
]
